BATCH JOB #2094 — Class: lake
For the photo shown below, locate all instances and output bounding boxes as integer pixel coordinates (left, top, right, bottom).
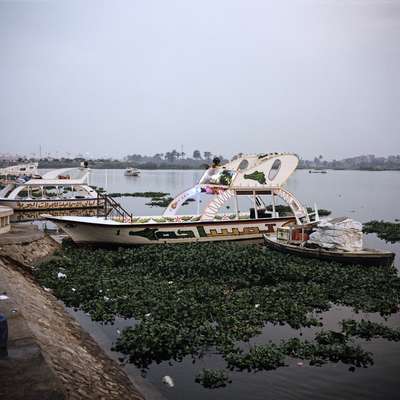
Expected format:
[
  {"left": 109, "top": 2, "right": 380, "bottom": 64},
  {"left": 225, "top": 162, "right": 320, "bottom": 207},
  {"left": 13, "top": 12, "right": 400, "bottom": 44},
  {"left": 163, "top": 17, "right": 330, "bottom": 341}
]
[{"left": 53, "top": 169, "right": 400, "bottom": 400}]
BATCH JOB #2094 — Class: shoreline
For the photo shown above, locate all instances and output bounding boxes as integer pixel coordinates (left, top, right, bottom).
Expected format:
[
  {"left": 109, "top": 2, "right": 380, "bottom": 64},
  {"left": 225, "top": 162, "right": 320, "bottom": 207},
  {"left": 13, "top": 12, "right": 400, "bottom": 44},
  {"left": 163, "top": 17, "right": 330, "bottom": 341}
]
[{"left": 0, "top": 226, "right": 148, "bottom": 400}]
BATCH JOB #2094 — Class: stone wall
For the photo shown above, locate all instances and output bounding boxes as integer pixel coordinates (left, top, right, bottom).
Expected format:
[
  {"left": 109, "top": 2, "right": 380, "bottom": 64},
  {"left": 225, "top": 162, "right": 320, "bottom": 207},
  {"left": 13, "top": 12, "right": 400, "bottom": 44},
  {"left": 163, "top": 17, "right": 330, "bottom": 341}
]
[{"left": 0, "top": 229, "right": 145, "bottom": 400}]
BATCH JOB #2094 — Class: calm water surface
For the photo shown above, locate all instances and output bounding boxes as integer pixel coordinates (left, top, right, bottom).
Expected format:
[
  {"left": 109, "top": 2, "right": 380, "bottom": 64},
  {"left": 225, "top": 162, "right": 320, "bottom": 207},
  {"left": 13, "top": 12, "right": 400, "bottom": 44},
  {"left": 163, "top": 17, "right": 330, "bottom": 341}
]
[{"left": 64, "top": 169, "right": 400, "bottom": 400}]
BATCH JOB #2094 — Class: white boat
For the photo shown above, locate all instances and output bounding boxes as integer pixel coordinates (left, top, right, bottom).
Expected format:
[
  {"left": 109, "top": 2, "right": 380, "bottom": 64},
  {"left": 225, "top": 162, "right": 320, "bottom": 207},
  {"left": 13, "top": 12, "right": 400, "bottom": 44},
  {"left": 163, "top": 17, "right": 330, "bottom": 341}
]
[
  {"left": 0, "top": 168, "right": 104, "bottom": 211},
  {"left": 124, "top": 167, "right": 140, "bottom": 176},
  {"left": 0, "top": 162, "right": 38, "bottom": 177},
  {"left": 44, "top": 153, "right": 318, "bottom": 246}
]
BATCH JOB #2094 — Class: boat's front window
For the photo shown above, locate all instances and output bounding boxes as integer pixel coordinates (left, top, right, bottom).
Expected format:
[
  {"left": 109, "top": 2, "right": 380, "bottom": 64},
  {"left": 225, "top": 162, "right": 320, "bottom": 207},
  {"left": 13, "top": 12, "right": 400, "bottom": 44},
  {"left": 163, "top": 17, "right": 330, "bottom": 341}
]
[
  {"left": 16, "top": 187, "right": 29, "bottom": 198},
  {"left": 200, "top": 168, "right": 236, "bottom": 186},
  {"left": 268, "top": 159, "right": 281, "bottom": 181},
  {"left": 238, "top": 159, "right": 249, "bottom": 171}
]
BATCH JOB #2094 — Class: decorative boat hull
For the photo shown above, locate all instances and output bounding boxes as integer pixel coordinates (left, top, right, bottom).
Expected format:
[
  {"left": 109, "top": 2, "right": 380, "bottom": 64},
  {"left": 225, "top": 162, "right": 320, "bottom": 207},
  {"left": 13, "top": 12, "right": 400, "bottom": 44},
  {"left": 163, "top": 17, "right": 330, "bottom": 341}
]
[
  {"left": 0, "top": 198, "right": 104, "bottom": 211},
  {"left": 263, "top": 235, "right": 395, "bottom": 267},
  {"left": 45, "top": 215, "right": 295, "bottom": 246}
]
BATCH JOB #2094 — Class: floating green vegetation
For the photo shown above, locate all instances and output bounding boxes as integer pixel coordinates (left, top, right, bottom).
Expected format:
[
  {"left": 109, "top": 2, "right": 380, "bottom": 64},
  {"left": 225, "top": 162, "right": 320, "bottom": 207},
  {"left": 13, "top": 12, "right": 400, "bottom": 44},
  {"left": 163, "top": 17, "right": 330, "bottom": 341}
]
[
  {"left": 195, "top": 369, "right": 231, "bottom": 388},
  {"left": 145, "top": 196, "right": 174, "bottom": 208},
  {"left": 108, "top": 191, "right": 170, "bottom": 198},
  {"left": 363, "top": 220, "right": 400, "bottom": 243},
  {"left": 107, "top": 191, "right": 176, "bottom": 208},
  {"left": 226, "top": 330, "right": 373, "bottom": 372},
  {"left": 34, "top": 242, "right": 400, "bottom": 388},
  {"left": 341, "top": 319, "right": 400, "bottom": 341}
]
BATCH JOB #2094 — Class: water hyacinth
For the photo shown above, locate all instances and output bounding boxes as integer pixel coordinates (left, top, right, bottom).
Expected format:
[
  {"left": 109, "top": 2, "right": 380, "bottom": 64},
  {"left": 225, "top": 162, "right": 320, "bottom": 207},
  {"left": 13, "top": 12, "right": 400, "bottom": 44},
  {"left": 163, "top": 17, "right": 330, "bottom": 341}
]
[
  {"left": 363, "top": 220, "right": 400, "bottom": 243},
  {"left": 195, "top": 369, "right": 231, "bottom": 388},
  {"left": 34, "top": 241, "right": 400, "bottom": 388}
]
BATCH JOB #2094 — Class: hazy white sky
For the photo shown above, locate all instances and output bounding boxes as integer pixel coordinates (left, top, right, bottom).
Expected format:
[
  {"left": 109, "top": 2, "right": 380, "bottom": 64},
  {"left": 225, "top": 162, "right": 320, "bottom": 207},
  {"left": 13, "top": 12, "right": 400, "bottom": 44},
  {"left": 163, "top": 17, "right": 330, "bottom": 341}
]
[{"left": 1, "top": 0, "right": 399, "bottom": 159}]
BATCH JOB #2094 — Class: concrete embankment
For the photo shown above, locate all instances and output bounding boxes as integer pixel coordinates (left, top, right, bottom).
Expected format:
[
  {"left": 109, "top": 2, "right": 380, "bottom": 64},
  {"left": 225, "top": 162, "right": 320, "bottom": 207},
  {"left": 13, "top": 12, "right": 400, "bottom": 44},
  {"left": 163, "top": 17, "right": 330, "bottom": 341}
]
[{"left": 0, "top": 224, "right": 145, "bottom": 400}]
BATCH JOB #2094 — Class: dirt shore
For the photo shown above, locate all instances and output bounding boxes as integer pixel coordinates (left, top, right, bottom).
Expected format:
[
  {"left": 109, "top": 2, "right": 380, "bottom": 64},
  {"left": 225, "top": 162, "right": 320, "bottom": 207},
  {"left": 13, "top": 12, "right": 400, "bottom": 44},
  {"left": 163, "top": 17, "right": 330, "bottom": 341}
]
[{"left": 0, "top": 226, "right": 145, "bottom": 400}]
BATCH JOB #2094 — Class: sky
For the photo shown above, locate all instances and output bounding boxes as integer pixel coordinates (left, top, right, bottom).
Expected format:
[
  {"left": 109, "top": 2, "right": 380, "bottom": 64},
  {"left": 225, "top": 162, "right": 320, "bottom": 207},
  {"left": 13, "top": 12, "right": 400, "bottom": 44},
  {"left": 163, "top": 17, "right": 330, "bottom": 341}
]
[{"left": 0, "top": 0, "right": 399, "bottom": 160}]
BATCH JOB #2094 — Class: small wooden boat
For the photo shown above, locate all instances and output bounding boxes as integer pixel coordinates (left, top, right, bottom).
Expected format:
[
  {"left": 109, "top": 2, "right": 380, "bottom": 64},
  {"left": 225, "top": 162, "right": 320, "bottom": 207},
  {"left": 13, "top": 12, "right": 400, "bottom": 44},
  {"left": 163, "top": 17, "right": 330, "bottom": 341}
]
[{"left": 263, "top": 234, "right": 395, "bottom": 267}]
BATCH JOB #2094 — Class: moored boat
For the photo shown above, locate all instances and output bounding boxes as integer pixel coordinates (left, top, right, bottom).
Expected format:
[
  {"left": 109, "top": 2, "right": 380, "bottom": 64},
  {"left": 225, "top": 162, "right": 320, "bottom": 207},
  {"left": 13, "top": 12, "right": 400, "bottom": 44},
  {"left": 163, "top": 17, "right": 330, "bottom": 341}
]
[
  {"left": 263, "top": 222, "right": 395, "bottom": 267},
  {"left": 0, "top": 162, "right": 39, "bottom": 177},
  {"left": 0, "top": 168, "right": 104, "bottom": 211},
  {"left": 44, "top": 153, "right": 319, "bottom": 245}
]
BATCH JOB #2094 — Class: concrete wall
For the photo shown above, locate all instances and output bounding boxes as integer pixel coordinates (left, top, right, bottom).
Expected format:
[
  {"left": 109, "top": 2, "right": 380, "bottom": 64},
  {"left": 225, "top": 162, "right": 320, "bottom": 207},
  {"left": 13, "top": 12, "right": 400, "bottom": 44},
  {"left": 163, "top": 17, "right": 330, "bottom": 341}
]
[{"left": 0, "top": 206, "right": 13, "bottom": 234}]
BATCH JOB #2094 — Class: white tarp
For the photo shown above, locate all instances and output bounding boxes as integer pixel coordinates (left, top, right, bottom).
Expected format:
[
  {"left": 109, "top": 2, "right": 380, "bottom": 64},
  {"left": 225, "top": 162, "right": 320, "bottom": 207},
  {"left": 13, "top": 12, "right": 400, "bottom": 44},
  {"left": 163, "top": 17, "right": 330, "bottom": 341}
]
[{"left": 308, "top": 217, "right": 363, "bottom": 252}]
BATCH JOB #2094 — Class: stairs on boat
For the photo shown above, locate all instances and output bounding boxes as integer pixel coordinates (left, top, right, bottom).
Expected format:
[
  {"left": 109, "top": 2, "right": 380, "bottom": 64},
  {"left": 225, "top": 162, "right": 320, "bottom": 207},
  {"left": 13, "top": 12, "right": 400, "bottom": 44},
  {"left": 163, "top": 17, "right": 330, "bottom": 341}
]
[{"left": 97, "top": 193, "right": 133, "bottom": 222}]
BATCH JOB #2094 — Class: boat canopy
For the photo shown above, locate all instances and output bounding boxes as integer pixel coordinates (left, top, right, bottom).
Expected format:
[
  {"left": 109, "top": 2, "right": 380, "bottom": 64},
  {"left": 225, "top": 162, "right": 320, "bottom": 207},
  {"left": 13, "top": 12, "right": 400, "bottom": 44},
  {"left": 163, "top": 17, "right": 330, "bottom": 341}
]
[
  {"left": 163, "top": 152, "right": 313, "bottom": 224},
  {"left": 198, "top": 153, "right": 299, "bottom": 189}
]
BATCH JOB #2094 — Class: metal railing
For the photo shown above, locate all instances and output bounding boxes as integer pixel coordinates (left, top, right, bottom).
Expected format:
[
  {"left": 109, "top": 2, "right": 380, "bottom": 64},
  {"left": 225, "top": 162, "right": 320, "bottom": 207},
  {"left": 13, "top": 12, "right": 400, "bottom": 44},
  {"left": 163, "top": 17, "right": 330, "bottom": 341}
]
[{"left": 96, "top": 192, "right": 133, "bottom": 222}]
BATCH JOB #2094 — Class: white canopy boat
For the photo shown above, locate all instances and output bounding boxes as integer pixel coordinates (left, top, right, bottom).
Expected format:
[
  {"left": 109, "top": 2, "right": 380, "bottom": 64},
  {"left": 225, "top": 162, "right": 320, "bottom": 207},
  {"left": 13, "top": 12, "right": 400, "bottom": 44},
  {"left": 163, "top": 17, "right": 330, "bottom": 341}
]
[
  {"left": 0, "top": 162, "right": 39, "bottom": 177},
  {"left": 0, "top": 167, "right": 104, "bottom": 211},
  {"left": 43, "top": 153, "right": 319, "bottom": 245}
]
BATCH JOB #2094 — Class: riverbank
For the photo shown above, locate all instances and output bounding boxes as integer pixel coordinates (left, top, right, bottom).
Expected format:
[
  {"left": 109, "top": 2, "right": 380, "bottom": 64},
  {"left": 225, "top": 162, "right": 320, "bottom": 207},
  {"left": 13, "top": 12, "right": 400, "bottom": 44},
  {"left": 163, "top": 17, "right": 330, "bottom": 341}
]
[{"left": 0, "top": 225, "right": 145, "bottom": 400}]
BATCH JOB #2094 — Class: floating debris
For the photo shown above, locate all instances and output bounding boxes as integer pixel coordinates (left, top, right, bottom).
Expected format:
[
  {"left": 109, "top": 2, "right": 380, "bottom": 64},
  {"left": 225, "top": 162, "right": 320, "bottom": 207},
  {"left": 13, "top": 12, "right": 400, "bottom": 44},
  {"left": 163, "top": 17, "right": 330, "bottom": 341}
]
[
  {"left": 57, "top": 272, "right": 67, "bottom": 279},
  {"left": 162, "top": 375, "right": 175, "bottom": 387}
]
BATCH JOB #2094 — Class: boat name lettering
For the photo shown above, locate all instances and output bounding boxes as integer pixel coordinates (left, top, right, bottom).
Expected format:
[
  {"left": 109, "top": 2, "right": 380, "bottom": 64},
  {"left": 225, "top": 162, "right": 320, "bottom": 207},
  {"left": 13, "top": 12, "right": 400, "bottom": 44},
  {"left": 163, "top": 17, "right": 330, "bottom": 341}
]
[{"left": 127, "top": 224, "right": 276, "bottom": 241}]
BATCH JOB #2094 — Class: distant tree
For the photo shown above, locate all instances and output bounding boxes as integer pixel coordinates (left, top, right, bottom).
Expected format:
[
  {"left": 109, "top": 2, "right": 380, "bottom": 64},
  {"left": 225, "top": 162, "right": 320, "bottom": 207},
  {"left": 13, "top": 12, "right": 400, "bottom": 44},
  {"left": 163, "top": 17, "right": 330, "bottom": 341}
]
[
  {"left": 193, "top": 150, "right": 201, "bottom": 159},
  {"left": 165, "top": 152, "right": 173, "bottom": 162},
  {"left": 127, "top": 154, "right": 143, "bottom": 162},
  {"left": 165, "top": 150, "right": 178, "bottom": 163},
  {"left": 181, "top": 152, "right": 186, "bottom": 159},
  {"left": 204, "top": 151, "right": 212, "bottom": 161}
]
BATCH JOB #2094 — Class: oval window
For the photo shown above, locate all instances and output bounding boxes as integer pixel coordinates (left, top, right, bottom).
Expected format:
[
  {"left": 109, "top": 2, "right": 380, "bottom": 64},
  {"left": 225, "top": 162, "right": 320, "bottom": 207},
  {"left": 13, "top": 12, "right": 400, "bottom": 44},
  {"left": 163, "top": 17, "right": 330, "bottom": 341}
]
[
  {"left": 238, "top": 159, "right": 249, "bottom": 171},
  {"left": 268, "top": 159, "right": 281, "bottom": 181}
]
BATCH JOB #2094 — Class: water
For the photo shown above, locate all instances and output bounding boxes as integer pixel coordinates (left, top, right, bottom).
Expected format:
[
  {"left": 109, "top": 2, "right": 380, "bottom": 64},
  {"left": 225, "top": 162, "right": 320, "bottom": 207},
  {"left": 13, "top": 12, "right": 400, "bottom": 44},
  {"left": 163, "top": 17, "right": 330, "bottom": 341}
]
[{"left": 58, "top": 169, "right": 400, "bottom": 399}]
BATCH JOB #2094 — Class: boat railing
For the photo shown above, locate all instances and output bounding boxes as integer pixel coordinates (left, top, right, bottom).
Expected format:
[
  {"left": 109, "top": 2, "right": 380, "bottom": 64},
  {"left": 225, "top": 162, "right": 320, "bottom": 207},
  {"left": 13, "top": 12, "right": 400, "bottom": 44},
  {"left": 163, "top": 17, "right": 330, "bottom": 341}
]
[{"left": 97, "top": 192, "right": 133, "bottom": 222}]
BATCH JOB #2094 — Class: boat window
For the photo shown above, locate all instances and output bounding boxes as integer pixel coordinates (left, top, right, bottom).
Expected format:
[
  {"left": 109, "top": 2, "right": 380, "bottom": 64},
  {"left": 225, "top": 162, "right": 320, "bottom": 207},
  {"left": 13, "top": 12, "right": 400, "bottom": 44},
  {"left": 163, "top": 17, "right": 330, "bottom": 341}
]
[
  {"left": 44, "top": 186, "right": 58, "bottom": 198},
  {"left": 200, "top": 168, "right": 236, "bottom": 186},
  {"left": 30, "top": 187, "right": 42, "bottom": 198},
  {"left": 268, "top": 159, "right": 281, "bottom": 181},
  {"left": 238, "top": 159, "right": 249, "bottom": 171},
  {"left": 17, "top": 188, "right": 29, "bottom": 198}
]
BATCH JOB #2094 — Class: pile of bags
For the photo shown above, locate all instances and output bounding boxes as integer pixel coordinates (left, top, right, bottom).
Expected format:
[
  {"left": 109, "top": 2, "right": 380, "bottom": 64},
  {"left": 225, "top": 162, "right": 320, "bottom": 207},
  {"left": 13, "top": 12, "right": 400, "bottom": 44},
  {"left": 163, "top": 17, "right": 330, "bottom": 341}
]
[{"left": 308, "top": 217, "right": 363, "bottom": 252}]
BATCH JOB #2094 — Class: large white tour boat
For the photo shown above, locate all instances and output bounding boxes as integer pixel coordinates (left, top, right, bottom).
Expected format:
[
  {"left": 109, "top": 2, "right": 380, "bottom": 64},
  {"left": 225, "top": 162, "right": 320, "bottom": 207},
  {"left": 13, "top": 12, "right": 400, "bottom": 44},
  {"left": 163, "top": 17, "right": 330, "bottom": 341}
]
[
  {"left": 0, "top": 162, "right": 39, "bottom": 178},
  {"left": 44, "top": 153, "right": 319, "bottom": 245},
  {"left": 0, "top": 168, "right": 103, "bottom": 211}
]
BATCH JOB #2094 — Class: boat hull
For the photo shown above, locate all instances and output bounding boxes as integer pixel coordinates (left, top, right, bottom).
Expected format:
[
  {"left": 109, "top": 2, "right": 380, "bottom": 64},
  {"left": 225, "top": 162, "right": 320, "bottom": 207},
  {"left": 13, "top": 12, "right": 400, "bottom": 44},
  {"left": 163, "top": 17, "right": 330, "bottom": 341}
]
[
  {"left": 46, "top": 216, "right": 295, "bottom": 246},
  {"left": 263, "top": 235, "right": 395, "bottom": 267},
  {"left": 0, "top": 198, "right": 104, "bottom": 211}
]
